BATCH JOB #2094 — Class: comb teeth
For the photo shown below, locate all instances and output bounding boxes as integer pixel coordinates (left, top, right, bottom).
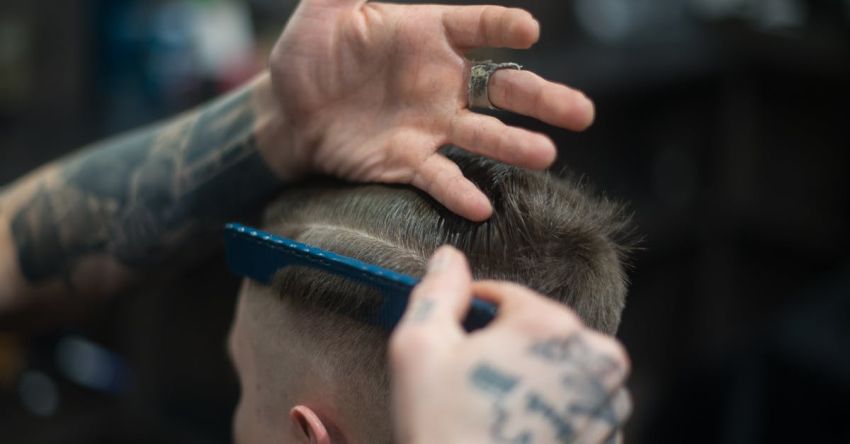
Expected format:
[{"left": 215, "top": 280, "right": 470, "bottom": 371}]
[{"left": 223, "top": 222, "right": 496, "bottom": 331}]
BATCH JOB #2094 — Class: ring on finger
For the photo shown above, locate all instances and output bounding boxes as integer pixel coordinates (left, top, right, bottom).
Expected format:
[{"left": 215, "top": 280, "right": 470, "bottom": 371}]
[{"left": 468, "top": 60, "right": 522, "bottom": 110}]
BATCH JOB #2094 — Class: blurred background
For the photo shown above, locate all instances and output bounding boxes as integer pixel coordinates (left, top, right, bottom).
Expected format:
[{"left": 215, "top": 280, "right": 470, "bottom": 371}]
[{"left": 1, "top": 0, "right": 848, "bottom": 442}]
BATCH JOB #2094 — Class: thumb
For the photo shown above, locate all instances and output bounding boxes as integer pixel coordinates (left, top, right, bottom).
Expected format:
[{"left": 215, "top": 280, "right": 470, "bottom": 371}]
[
  {"left": 401, "top": 245, "right": 473, "bottom": 329},
  {"left": 389, "top": 246, "right": 472, "bottom": 367}
]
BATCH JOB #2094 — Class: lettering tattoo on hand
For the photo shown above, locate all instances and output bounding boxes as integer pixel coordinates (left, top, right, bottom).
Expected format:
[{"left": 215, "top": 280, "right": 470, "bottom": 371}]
[
  {"left": 530, "top": 335, "right": 623, "bottom": 382},
  {"left": 469, "top": 363, "right": 532, "bottom": 443},
  {"left": 467, "top": 335, "right": 627, "bottom": 443},
  {"left": 531, "top": 335, "right": 626, "bottom": 428},
  {"left": 526, "top": 392, "right": 575, "bottom": 442},
  {"left": 470, "top": 363, "right": 519, "bottom": 398},
  {"left": 9, "top": 88, "right": 282, "bottom": 289}
]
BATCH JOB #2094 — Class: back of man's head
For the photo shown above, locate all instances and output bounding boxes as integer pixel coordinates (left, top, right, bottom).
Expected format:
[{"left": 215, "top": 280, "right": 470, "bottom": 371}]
[{"left": 234, "top": 149, "right": 632, "bottom": 443}]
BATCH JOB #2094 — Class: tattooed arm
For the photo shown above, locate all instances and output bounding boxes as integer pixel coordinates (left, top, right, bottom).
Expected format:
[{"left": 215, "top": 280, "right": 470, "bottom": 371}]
[
  {"left": 0, "top": 73, "right": 292, "bottom": 317},
  {"left": 0, "top": 0, "right": 595, "bottom": 320},
  {"left": 390, "top": 247, "right": 631, "bottom": 444}
]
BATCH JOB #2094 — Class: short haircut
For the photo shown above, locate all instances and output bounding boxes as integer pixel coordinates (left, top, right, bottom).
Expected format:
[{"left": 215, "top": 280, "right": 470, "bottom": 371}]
[{"left": 254, "top": 148, "right": 632, "bottom": 442}]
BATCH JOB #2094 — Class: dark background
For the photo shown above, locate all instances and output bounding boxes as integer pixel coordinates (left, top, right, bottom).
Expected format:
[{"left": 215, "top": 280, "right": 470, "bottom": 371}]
[{"left": 1, "top": 0, "right": 848, "bottom": 442}]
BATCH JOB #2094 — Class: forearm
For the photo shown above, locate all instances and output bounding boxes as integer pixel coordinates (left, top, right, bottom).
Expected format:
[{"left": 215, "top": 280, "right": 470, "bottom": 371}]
[{"left": 0, "top": 72, "right": 290, "bottom": 317}]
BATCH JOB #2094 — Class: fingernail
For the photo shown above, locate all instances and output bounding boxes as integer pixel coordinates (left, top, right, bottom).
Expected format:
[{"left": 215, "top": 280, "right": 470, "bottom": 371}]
[{"left": 428, "top": 247, "right": 453, "bottom": 273}]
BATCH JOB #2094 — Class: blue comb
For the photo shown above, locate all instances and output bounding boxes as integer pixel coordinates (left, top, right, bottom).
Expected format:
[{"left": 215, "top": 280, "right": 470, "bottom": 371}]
[{"left": 223, "top": 223, "right": 497, "bottom": 331}]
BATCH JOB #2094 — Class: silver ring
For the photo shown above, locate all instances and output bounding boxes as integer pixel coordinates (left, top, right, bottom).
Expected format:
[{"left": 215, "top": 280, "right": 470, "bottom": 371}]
[{"left": 468, "top": 60, "right": 522, "bottom": 110}]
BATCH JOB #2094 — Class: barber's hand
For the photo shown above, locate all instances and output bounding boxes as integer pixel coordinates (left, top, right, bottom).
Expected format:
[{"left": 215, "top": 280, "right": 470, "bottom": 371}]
[
  {"left": 267, "top": 1, "right": 594, "bottom": 221},
  {"left": 390, "top": 246, "right": 631, "bottom": 444}
]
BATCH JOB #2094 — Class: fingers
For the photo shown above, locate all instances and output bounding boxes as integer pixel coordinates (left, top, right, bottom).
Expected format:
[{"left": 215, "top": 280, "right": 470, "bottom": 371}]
[
  {"left": 387, "top": 247, "right": 475, "bottom": 441},
  {"left": 389, "top": 247, "right": 472, "bottom": 367},
  {"left": 410, "top": 154, "right": 493, "bottom": 221},
  {"left": 442, "top": 6, "right": 540, "bottom": 50},
  {"left": 471, "top": 280, "right": 583, "bottom": 334},
  {"left": 557, "top": 331, "right": 629, "bottom": 443},
  {"left": 403, "top": 246, "right": 474, "bottom": 328},
  {"left": 471, "top": 281, "right": 630, "bottom": 372},
  {"left": 581, "top": 329, "right": 631, "bottom": 382},
  {"left": 449, "top": 112, "right": 556, "bottom": 170},
  {"left": 471, "top": 280, "right": 549, "bottom": 309},
  {"left": 488, "top": 69, "right": 596, "bottom": 131},
  {"left": 609, "top": 431, "right": 624, "bottom": 444},
  {"left": 574, "top": 389, "right": 631, "bottom": 444},
  {"left": 471, "top": 279, "right": 631, "bottom": 444}
]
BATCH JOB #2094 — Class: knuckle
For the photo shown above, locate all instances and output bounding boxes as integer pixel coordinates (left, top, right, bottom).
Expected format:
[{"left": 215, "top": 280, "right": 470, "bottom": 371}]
[
  {"left": 619, "top": 389, "right": 634, "bottom": 415},
  {"left": 532, "top": 76, "right": 548, "bottom": 113},
  {"left": 412, "top": 156, "right": 451, "bottom": 198},
  {"left": 387, "top": 138, "right": 418, "bottom": 164},
  {"left": 497, "top": 75, "right": 514, "bottom": 107},
  {"left": 495, "top": 129, "right": 512, "bottom": 159},
  {"left": 543, "top": 300, "right": 584, "bottom": 330},
  {"left": 606, "top": 339, "right": 631, "bottom": 371},
  {"left": 515, "top": 304, "right": 581, "bottom": 337},
  {"left": 478, "top": 8, "right": 493, "bottom": 43},
  {"left": 469, "top": 120, "right": 485, "bottom": 147},
  {"left": 483, "top": 5, "right": 506, "bottom": 20},
  {"left": 485, "top": 6, "right": 508, "bottom": 41},
  {"left": 576, "top": 331, "right": 631, "bottom": 384},
  {"left": 595, "top": 335, "right": 631, "bottom": 375}
]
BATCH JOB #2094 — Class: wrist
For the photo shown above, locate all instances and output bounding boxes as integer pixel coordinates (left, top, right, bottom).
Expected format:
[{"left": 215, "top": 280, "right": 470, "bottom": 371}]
[{"left": 250, "top": 72, "right": 310, "bottom": 182}]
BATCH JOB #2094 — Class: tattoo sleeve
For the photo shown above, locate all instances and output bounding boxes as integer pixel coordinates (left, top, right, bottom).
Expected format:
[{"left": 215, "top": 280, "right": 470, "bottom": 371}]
[{"left": 4, "top": 75, "right": 284, "bottom": 295}]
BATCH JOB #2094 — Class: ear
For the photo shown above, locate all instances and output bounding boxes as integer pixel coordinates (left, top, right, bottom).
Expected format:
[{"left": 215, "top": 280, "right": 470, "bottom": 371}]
[{"left": 290, "top": 406, "right": 332, "bottom": 444}]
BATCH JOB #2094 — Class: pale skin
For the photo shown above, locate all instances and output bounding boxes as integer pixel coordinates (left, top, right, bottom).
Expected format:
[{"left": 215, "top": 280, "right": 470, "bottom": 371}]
[{"left": 1, "top": 0, "right": 623, "bottom": 442}]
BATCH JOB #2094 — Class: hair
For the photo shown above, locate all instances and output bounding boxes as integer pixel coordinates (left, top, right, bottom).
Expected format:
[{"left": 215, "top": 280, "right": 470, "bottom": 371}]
[{"left": 253, "top": 147, "right": 632, "bottom": 442}]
